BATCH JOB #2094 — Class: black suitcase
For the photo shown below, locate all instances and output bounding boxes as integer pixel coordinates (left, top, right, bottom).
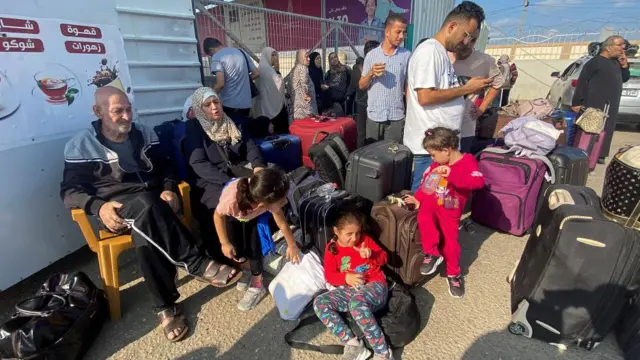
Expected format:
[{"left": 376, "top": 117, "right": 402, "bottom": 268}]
[
  {"left": 509, "top": 184, "right": 640, "bottom": 350},
  {"left": 345, "top": 140, "right": 413, "bottom": 203},
  {"left": 536, "top": 146, "right": 589, "bottom": 215},
  {"left": 616, "top": 297, "right": 640, "bottom": 360},
  {"left": 298, "top": 189, "right": 367, "bottom": 257},
  {"left": 309, "top": 132, "right": 350, "bottom": 189}
]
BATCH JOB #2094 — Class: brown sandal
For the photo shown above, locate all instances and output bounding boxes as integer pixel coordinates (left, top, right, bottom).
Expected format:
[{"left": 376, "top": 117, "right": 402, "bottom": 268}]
[
  {"left": 195, "top": 260, "right": 242, "bottom": 288},
  {"left": 157, "top": 305, "right": 189, "bottom": 343}
]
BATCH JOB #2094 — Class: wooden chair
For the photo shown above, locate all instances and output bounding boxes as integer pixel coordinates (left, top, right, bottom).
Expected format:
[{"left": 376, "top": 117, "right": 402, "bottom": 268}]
[{"left": 71, "top": 183, "right": 191, "bottom": 320}]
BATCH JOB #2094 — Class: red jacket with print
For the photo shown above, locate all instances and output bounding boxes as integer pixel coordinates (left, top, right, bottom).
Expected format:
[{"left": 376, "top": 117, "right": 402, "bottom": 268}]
[
  {"left": 323, "top": 234, "right": 388, "bottom": 287},
  {"left": 415, "top": 154, "right": 485, "bottom": 214}
]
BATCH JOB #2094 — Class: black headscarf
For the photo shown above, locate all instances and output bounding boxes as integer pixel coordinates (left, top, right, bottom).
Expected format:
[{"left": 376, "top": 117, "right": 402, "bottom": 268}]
[{"left": 308, "top": 52, "right": 324, "bottom": 95}]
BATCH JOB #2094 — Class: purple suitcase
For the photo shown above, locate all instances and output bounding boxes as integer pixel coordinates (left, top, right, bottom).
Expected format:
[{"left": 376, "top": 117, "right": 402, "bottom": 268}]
[
  {"left": 574, "top": 129, "right": 607, "bottom": 171},
  {"left": 471, "top": 150, "right": 548, "bottom": 236},
  {"left": 574, "top": 102, "right": 610, "bottom": 171}
]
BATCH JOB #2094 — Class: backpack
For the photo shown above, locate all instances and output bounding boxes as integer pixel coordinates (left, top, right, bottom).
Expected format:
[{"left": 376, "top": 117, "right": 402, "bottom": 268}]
[
  {"left": 285, "top": 282, "right": 421, "bottom": 352},
  {"left": 500, "top": 116, "right": 562, "bottom": 157},
  {"left": 308, "top": 132, "right": 350, "bottom": 189},
  {"left": 153, "top": 119, "right": 188, "bottom": 181}
]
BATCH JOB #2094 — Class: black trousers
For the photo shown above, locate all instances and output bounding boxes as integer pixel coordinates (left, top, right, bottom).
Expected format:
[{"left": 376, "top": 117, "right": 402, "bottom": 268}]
[
  {"left": 356, "top": 103, "right": 368, "bottom": 148},
  {"left": 223, "top": 106, "right": 251, "bottom": 117},
  {"left": 225, "top": 217, "right": 263, "bottom": 276},
  {"left": 112, "top": 192, "right": 209, "bottom": 311},
  {"left": 271, "top": 105, "right": 290, "bottom": 134}
]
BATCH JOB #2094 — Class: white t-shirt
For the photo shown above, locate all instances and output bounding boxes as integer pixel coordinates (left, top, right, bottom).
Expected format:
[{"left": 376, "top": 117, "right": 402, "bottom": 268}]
[{"left": 403, "top": 39, "right": 465, "bottom": 155}]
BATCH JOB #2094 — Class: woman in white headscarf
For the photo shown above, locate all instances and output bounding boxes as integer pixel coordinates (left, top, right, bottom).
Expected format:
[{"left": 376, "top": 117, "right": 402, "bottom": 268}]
[
  {"left": 183, "top": 87, "right": 266, "bottom": 255},
  {"left": 254, "top": 47, "right": 289, "bottom": 133},
  {"left": 497, "top": 54, "right": 513, "bottom": 106},
  {"left": 284, "top": 49, "right": 318, "bottom": 122}
]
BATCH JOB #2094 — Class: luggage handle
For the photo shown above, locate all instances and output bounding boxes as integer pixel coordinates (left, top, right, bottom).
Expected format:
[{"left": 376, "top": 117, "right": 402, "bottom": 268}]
[
  {"left": 312, "top": 131, "right": 330, "bottom": 145},
  {"left": 14, "top": 293, "right": 67, "bottom": 318},
  {"left": 311, "top": 115, "right": 332, "bottom": 123},
  {"left": 263, "top": 135, "right": 280, "bottom": 141},
  {"left": 272, "top": 139, "right": 291, "bottom": 150}
]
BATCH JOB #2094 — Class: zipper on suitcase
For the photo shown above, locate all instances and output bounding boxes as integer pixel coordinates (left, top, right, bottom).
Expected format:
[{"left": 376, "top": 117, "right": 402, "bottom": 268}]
[{"left": 482, "top": 157, "right": 531, "bottom": 183}]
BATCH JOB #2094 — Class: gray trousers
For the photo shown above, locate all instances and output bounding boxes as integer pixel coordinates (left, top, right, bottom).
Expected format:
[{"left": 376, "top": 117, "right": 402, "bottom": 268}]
[{"left": 366, "top": 117, "right": 405, "bottom": 144}]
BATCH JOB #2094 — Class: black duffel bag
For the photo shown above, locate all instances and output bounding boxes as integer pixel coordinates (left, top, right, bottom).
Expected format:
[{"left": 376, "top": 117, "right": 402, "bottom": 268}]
[{"left": 0, "top": 272, "right": 108, "bottom": 360}]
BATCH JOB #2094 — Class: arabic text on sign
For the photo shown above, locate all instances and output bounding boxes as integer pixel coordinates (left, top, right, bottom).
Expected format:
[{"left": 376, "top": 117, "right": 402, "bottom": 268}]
[
  {"left": 64, "top": 41, "right": 106, "bottom": 54},
  {"left": 59, "top": 23, "right": 103, "bottom": 39},
  {"left": 0, "top": 38, "right": 44, "bottom": 52},
  {"left": 0, "top": 17, "right": 40, "bottom": 34}
]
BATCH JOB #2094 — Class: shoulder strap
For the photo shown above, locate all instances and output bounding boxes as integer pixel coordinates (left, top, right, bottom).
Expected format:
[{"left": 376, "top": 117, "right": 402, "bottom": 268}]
[
  {"left": 480, "top": 148, "right": 556, "bottom": 184},
  {"left": 284, "top": 315, "right": 344, "bottom": 354}
]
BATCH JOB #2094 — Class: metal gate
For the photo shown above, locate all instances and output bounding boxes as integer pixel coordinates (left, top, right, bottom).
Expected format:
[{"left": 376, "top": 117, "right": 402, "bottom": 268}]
[{"left": 194, "top": 0, "right": 384, "bottom": 82}]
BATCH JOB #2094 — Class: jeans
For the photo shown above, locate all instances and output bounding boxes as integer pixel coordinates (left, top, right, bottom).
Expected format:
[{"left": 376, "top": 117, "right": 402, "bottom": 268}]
[
  {"left": 411, "top": 155, "right": 433, "bottom": 192},
  {"left": 460, "top": 136, "right": 475, "bottom": 154}
]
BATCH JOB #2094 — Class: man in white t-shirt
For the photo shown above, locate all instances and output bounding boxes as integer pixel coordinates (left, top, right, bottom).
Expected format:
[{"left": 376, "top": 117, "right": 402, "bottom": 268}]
[
  {"left": 452, "top": 32, "right": 505, "bottom": 153},
  {"left": 404, "top": 1, "right": 491, "bottom": 191}
]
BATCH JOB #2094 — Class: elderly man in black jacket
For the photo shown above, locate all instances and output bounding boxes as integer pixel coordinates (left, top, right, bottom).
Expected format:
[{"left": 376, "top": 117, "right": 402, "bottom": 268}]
[
  {"left": 60, "top": 86, "right": 241, "bottom": 343},
  {"left": 572, "top": 35, "right": 630, "bottom": 163}
]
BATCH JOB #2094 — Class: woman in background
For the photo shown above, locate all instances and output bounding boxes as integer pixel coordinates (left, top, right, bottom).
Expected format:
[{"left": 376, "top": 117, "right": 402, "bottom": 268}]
[
  {"left": 285, "top": 49, "right": 318, "bottom": 122},
  {"left": 308, "top": 51, "right": 330, "bottom": 113},
  {"left": 255, "top": 47, "right": 288, "bottom": 133}
]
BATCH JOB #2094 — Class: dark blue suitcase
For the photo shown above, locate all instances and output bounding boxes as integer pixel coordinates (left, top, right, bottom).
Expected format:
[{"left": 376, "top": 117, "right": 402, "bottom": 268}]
[{"left": 255, "top": 135, "right": 302, "bottom": 172}]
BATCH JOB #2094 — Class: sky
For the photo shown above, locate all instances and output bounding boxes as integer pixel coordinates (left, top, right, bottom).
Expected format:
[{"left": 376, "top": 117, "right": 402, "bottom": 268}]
[{"left": 461, "top": 0, "right": 640, "bottom": 39}]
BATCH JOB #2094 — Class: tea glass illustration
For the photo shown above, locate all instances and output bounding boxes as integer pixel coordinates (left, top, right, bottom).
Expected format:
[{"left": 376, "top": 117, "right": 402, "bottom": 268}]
[{"left": 34, "top": 73, "right": 76, "bottom": 104}]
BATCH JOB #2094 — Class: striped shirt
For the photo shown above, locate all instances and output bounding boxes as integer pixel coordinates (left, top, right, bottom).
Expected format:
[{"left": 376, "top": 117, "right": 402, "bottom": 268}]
[{"left": 363, "top": 46, "right": 411, "bottom": 122}]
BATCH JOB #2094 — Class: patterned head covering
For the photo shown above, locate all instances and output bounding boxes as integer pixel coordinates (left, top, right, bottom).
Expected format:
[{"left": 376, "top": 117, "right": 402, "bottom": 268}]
[{"left": 191, "top": 87, "right": 242, "bottom": 145}]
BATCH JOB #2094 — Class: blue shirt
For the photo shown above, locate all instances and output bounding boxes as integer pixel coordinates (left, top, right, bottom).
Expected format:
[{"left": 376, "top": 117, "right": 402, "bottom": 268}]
[
  {"left": 358, "top": 17, "right": 384, "bottom": 45},
  {"left": 362, "top": 45, "right": 411, "bottom": 122},
  {"left": 375, "top": 0, "right": 408, "bottom": 22},
  {"left": 211, "top": 48, "right": 257, "bottom": 109}
]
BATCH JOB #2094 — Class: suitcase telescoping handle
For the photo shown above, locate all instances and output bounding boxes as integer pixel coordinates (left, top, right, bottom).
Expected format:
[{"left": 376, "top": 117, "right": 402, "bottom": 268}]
[
  {"left": 271, "top": 139, "right": 291, "bottom": 150},
  {"left": 312, "top": 131, "right": 330, "bottom": 145}
]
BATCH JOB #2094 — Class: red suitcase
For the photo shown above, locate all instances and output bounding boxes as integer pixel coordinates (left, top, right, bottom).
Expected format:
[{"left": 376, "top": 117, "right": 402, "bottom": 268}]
[{"left": 290, "top": 116, "right": 357, "bottom": 168}]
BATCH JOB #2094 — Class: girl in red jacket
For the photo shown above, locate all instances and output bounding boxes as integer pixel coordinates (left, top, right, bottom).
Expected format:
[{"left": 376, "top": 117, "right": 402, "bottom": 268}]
[
  {"left": 404, "top": 127, "right": 485, "bottom": 298},
  {"left": 313, "top": 211, "right": 393, "bottom": 360}
]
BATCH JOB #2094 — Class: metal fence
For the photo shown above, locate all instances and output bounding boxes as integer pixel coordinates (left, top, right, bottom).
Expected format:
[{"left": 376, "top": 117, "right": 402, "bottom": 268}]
[
  {"left": 194, "top": 0, "right": 384, "bottom": 83},
  {"left": 486, "top": 29, "right": 640, "bottom": 60}
]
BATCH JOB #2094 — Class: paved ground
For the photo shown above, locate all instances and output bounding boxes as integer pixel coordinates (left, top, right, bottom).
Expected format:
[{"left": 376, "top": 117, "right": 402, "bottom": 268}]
[{"left": 1, "top": 129, "right": 638, "bottom": 360}]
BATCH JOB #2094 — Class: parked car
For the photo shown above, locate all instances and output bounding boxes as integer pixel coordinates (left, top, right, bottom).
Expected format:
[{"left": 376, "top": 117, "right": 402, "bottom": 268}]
[{"left": 547, "top": 56, "right": 640, "bottom": 128}]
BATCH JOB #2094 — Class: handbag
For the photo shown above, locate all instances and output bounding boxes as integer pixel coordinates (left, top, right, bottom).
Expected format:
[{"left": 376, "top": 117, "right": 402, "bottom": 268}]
[
  {"left": 240, "top": 49, "right": 260, "bottom": 98},
  {"left": 0, "top": 272, "right": 108, "bottom": 360},
  {"left": 215, "top": 142, "right": 254, "bottom": 178},
  {"left": 576, "top": 106, "right": 608, "bottom": 134}
]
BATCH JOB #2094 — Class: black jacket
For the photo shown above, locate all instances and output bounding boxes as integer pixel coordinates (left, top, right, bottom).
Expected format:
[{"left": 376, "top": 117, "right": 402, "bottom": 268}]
[
  {"left": 60, "top": 120, "right": 177, "bottom": 215},
  {"left": 183, "top": 119, "right": 265, "bottom": 207}
]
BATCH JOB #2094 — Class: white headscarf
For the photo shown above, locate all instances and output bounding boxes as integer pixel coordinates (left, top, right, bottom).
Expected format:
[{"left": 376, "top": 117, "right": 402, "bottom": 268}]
[{"left": 255, "top": 47, "right": 285, "bottom": 119}]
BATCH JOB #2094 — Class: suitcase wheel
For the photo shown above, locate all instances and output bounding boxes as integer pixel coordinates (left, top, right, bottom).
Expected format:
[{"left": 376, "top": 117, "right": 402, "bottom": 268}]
[{"left": 508, "top": 322, "right": 525, "bottom": 336}]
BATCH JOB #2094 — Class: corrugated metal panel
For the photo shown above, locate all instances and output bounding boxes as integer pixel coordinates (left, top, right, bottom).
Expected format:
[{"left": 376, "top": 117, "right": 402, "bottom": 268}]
[
  {"left": 476, "top": 22, "right": 490, "bottom": 52},
  {"left": 410, "top": 0, "right": 454, "bottom": 48},
  {"left": 115, "top": 0, "right": 202, "bottom": 127}
]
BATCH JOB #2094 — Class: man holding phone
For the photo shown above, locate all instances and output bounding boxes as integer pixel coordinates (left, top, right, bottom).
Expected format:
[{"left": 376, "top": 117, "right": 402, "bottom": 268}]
[
  {"left": 452, "top": 31, "right": 505, "bottom": 153},
  {"left": 404, "top": 1, "right": 492, "bottom": 191},
  {"left": 359, "top": 13, "right": 411, "bottom": 144}
]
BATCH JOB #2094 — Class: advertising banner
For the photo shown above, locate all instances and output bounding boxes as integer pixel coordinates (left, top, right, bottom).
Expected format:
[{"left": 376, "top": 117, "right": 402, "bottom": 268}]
[{"left": 0, "top": 15, "right": 132, "bottom": 151}]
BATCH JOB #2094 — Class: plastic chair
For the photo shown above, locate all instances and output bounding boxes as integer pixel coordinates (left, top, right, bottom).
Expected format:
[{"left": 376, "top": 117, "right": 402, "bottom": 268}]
[{"left": 70, "top": 183, "right": 191, "bottom": 320}]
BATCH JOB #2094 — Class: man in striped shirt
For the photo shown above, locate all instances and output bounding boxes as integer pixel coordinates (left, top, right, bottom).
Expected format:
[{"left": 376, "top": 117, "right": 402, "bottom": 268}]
[{"left": 359, "top": 14, "right": 411, "bottom": 144}]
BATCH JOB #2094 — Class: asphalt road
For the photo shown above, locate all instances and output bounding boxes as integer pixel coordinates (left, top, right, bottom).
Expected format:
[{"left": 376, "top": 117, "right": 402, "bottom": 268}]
[{"left": 1, "top": 130, "right": 638, "bottom": 360}]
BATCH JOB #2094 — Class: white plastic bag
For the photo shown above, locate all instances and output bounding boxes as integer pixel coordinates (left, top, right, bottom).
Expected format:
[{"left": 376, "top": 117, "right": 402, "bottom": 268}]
[{"left": 268, "top": 251, "right": 326, "bottom": 320}]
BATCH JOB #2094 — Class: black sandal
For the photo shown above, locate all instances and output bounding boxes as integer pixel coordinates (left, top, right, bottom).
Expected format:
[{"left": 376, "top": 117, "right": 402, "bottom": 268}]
[
  {"left": 157, "top": 305, "right": 189, "bottom": 343},
  {"left": 195, "top": 260, "right": 242, "bottom": 288}
]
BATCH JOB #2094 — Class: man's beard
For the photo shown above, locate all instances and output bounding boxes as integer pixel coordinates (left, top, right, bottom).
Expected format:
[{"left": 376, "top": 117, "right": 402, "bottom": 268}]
[{"left": 117, "top": 123, "right": 132, "bottom": 134}]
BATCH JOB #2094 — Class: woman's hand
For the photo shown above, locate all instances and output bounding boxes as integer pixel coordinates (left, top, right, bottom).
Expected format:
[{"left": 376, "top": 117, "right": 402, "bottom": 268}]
[
  {"left": 304, "top": 94, "right": 311, "bottom": 103},
  {"left": 286, "top": 243, "right": 301, "bottom": 264},
  {"left": 346, "top": 272, "right": 365, "bottom": 287},
  {"left": 221, "top": 242, "right": 236, "bottom": 260},
  {"left": 321, "top": 84, "right": 329, "bottom": 91}
]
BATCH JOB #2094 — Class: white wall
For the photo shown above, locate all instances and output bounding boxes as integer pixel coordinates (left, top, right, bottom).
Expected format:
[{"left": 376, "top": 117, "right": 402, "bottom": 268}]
[{"left": 0, "top": 0, "right": 201, "bottom": 290}]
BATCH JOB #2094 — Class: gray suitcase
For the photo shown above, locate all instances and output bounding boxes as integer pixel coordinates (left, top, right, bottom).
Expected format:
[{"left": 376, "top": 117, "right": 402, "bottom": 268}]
[{"left": 345, "top": 141, "right": 413, "bottom": 202}]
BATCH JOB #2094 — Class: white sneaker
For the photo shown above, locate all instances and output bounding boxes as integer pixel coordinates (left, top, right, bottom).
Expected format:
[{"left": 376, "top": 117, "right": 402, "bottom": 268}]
[
  {"left": 237, "top": 286, "right": 266, "bottom": 311},
  {"left": 341, "top": 340, "right": 371, "bottom": 360},
  {"left": 236, "top": 271, "right": 251, "bottom": 292}
]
